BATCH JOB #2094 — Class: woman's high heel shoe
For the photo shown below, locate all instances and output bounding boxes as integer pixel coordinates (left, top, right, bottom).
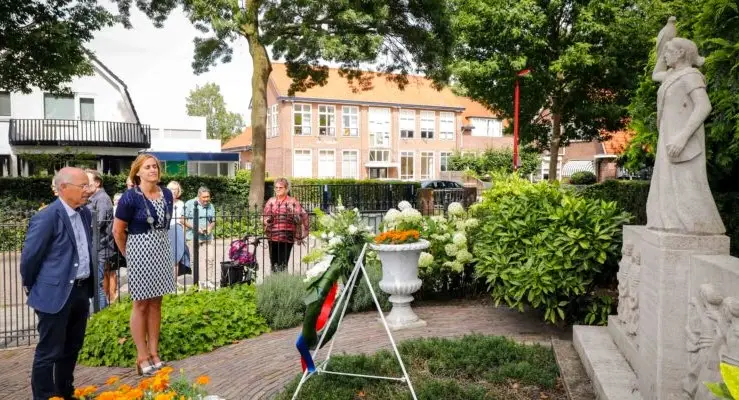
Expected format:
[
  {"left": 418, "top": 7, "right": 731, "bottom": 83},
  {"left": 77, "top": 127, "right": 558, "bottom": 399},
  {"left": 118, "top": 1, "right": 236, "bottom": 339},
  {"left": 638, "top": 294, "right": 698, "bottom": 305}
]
[
  {"left": 136, "top": 358, "right": 156, "bottom": 376},
  {"left": 149, "top": 353, "right": 166, "bottom": 370}
]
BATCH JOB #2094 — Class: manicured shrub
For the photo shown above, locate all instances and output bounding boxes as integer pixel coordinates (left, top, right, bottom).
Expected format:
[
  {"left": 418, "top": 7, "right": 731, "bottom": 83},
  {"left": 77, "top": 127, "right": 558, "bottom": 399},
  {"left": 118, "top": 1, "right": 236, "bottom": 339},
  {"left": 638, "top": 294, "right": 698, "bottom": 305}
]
[
  {"left": 256, "top": 273, "right": 308, "bottom": 330},
  {"left": 471, "top": 175, "right": 630, "bottom": 325},
  {"left": 78, "top": 284, "right": 269, "bottom": 367},
  {"left": 569, "top": 171, "right": 597, "bottom": 185}
]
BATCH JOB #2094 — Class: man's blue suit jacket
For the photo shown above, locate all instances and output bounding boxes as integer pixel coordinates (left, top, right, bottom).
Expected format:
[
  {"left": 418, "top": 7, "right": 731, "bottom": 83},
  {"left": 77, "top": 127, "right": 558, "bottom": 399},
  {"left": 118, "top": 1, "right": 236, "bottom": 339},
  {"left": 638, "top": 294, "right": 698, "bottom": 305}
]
[{"left": 20, "top": 199, "right": 94, "bottom": 314}]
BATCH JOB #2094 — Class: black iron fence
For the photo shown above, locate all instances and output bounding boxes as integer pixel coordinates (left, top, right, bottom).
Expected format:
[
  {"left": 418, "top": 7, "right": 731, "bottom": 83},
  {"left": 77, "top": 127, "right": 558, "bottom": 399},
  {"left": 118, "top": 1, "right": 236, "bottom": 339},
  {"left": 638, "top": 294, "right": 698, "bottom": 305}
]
[{"left": 0, "top": 199, "right": 461, "bottom": 349}]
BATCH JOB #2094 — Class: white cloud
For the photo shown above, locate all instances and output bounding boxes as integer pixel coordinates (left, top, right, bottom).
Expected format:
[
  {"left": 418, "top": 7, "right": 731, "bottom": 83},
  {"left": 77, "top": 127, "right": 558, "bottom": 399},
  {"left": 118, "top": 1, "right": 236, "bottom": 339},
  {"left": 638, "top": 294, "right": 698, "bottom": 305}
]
[{"left": 88, "top": 6, "right": 253, "bottom": 127}]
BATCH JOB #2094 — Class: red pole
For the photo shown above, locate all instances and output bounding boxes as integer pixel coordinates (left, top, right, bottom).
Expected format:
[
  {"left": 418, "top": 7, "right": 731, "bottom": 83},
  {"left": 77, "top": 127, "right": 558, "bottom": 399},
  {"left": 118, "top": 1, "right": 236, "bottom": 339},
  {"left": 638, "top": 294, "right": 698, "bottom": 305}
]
[{"left": 513, "top": 78, "right": 520, "bottom": 170}]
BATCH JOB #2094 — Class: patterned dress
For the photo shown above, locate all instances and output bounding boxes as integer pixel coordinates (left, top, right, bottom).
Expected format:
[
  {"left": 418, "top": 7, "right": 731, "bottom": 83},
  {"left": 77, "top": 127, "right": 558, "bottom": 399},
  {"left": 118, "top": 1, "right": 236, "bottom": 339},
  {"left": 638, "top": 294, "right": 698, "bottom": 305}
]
[{"left": 116, "top": 189, "right": 176, "bottom": 301}]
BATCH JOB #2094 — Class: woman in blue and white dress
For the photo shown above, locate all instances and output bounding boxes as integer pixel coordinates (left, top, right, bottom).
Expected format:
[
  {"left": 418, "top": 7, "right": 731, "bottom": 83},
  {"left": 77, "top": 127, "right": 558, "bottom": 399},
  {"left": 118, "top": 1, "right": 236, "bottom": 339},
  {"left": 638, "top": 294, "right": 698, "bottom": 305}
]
[{"left": 112, "top": 154, "right": 175, "bottom": 376}]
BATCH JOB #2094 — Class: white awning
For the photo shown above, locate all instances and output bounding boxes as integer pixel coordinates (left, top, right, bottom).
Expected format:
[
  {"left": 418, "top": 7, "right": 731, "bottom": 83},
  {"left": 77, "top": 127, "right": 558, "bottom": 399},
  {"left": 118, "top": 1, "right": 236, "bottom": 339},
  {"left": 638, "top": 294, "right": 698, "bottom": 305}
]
[
  {"left": 364, "top": 161, "right": 399, "bottom": 168},
  {"left": 561, "top": 160, "right": 595, "bottom": 177}
]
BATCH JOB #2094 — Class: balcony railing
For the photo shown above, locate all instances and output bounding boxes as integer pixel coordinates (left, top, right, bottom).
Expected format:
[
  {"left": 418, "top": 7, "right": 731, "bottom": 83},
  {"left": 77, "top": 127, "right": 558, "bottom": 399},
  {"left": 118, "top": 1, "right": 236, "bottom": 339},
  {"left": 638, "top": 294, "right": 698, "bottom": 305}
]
[{"left": 8, "top": 119, "right": 151, "bottom": 148}]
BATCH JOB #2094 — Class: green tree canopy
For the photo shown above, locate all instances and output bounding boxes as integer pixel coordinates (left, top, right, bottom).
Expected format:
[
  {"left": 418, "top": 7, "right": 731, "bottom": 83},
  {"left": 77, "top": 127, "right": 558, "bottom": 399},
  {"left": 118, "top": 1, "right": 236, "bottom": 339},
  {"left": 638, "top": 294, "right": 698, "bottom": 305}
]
[
  {"left": 446, "top": 0, "right": 654, "bottom": 181},
  {"left": 112, "top": 0, "right": 455, "bottom": 205},
  {"left": 0, "top": 0, "right": 115, "bottom": 93},
  {"left": 185, "top": 83, "right": 244, "bottom": 143},
  {"left": 623, "top": 0, "right": 739, "bottom": 191}
]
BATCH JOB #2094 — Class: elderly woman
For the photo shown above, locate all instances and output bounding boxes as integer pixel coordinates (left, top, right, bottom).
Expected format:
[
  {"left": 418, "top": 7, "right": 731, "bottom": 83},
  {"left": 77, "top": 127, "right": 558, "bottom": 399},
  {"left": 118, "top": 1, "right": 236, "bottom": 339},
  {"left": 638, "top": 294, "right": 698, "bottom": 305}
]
[
  {"left": 263, "top": 178, "right": 309, "bottom": 273},
  {"left": 166, "top": 180, "right": 185, "bottom": 226},
  {"left": 646, "top": 35, "right": 725, "bottom": 234},
  {"left": 112, "top": 154, "right": 175, "bottom": 376}
]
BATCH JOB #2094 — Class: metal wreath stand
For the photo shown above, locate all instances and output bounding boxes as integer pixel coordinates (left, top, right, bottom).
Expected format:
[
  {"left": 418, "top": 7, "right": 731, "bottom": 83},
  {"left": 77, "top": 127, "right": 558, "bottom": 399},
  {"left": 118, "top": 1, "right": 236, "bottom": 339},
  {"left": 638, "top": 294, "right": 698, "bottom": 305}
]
[{"left": 291, "top": 243, "right": 418, "bottom": 400}]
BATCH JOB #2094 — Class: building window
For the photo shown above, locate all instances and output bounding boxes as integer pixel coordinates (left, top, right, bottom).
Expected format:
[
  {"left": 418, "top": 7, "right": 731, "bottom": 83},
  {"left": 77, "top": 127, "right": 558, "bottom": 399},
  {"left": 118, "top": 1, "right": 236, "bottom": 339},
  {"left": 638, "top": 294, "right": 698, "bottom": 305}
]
[
  {"left": 400, "top": 151, "right": 414, "bottom": 180},
  {"left": 318, "top": 105, "right": 336, "bottom": 136},
  {"left": 318, "top": 149, "right": 336, "bottom": 178},
  {"left": 44, "top": 94, "right": 75, "bottom": 119},
  {"left": 369, "top": 150, "right": 390, "bottom": 162},
  {"left": 470, "top": 118, "right": 503, "bottom": 137},
  {"left": 0, "top": 92, "right": 10, "bottom": 116},
  {"left": 79, "top": 98, "right": 95, "bottom": 121},
  {"left": 420, "top": 111, "right": 435, "bottom": 139},
  {"left": 187, "top": 162, "right": 232, "bottom": 176},
  {"left": 440, "top": 152, "right": 452, "bottom": 172},
  {"left": 342, "top": 106, "right": 359, "bottom": 137},
  {"left": 439, "top": 112, "right": 454, "bottom": 140},
  {"left": 399, "top": 109, "right": 415, "bottom": 138},
  {"left": 342, "top": 150, "right": 359, "bottom": 179},
  {"left": 369, "top": 168, "right": 388, "bottom": 179},
  {"left": 420, "top": 152, "right": 434, "bottom": 180},
  {"left": 267, "top": 104, "right": 279, "bottom": 137},
  {"left": 293, "top": 103, "right": 312, "bottom": 135},
  {"left": 293, "top": 149, "right": 312, "bottom": 177},
  {"left": 368, "top": 107, "right": 391, "bottom": 147}
]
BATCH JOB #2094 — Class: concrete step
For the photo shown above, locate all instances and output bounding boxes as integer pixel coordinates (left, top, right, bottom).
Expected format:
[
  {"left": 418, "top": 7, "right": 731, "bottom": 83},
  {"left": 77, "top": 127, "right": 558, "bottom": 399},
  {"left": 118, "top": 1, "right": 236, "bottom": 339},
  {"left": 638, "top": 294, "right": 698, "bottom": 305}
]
[{"left": 573, "top": 325, "right": 642, "bottom": 400}]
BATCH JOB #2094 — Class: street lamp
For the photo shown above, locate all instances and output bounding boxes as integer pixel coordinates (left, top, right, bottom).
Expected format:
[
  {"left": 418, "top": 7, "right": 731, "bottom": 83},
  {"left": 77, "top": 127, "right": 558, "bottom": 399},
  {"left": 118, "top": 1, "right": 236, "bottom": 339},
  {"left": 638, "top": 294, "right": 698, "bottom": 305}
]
[{"left": 513, "top": 68, "right": 531, "bottom": 170}]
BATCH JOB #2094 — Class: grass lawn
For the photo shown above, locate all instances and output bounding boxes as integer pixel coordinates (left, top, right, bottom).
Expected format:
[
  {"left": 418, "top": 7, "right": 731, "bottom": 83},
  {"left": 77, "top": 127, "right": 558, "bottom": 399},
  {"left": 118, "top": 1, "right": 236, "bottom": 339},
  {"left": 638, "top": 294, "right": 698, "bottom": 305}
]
[{"left": 276, "top": 334, "right": 566, "bottom": 400}]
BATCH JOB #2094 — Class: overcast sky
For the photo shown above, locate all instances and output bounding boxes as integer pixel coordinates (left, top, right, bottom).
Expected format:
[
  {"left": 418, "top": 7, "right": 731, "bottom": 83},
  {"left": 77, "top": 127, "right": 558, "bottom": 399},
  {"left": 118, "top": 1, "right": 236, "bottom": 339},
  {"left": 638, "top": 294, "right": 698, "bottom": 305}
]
[{"left": 89, "top": 5, "right": 254, "bottom": 128}]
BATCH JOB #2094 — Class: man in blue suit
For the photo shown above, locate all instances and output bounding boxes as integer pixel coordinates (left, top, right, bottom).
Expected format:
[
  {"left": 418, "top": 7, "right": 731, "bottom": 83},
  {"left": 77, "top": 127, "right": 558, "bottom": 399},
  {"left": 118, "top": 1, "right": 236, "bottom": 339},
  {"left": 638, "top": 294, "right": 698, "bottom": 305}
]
[{"left": 21, "top": 167, "right": 94, "bottom": 400}]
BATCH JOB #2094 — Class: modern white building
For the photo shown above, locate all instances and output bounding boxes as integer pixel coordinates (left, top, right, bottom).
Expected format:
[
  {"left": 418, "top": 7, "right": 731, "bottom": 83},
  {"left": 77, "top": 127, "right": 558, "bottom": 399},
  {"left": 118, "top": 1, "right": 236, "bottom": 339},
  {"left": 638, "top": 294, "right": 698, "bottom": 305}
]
[
  {"left": 145, "top": 115, "right": 238, "bottom": 177},
  {"left": 0, "top": 55, "right": 237, "bottom": 177}
]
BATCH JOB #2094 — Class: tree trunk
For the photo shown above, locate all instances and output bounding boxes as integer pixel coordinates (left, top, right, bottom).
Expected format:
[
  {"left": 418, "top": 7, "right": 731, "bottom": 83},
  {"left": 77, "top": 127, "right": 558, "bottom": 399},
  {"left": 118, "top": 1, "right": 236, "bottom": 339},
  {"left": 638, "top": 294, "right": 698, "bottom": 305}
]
[
  {"left": 548, "top": 112, "right": 562, "bottom": 182},
  {"left": 243, "top": 6, "right": 271, "bottom": 208}
]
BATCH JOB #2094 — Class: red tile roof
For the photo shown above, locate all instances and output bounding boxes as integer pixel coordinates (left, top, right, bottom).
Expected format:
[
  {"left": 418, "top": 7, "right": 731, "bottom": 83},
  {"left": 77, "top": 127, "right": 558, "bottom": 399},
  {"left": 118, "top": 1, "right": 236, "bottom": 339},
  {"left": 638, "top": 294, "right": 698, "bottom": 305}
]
[
  {"left": 602, "top": 130, "right": 634, "bottom": 155},
  {"left": 222, "top": 126, "right": 252, "bottom": 151}
]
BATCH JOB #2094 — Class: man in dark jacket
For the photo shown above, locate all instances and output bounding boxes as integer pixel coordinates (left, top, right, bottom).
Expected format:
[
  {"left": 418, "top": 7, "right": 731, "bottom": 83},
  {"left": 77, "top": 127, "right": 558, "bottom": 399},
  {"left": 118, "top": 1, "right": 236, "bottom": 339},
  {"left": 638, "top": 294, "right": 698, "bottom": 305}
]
[{"left": 85, "top": 169, "right": 114, "bottom": 310}]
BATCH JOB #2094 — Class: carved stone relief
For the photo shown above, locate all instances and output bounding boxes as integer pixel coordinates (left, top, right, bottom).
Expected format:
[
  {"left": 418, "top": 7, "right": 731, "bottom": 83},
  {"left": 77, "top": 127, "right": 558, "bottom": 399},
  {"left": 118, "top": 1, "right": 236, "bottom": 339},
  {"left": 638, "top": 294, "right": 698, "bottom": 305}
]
[
  {"left": 617, "top": 242, "right": 634, "bottom": 324},
  {"left": 682, "top": 284, "right": 739, "bottom": 399},
  {"left": 626, "top": 248, "right": 641, "bottom": 337}
]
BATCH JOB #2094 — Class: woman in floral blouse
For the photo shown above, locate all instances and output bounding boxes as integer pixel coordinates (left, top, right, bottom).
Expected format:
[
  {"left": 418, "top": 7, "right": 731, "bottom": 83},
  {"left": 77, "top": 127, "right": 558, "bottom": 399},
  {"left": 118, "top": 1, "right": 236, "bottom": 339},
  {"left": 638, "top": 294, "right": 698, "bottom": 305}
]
[{"left": 263, "top": 178, "right": 309, "bottom": 272}]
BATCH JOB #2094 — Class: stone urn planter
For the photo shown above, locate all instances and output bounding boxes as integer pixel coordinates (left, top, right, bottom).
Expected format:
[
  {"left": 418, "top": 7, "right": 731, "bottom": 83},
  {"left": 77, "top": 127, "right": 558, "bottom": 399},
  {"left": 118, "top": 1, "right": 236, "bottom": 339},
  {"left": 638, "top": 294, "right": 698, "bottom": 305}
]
[{"left": 370, "top": 239, "right": 430, "bottom": 330}]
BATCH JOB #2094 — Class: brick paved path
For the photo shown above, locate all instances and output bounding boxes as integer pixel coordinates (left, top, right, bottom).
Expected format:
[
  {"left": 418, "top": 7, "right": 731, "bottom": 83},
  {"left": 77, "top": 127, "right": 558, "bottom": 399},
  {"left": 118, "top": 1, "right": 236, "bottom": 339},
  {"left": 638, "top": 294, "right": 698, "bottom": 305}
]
[{"left": 0, "top": 300, "right": 566, "bottom": 400}]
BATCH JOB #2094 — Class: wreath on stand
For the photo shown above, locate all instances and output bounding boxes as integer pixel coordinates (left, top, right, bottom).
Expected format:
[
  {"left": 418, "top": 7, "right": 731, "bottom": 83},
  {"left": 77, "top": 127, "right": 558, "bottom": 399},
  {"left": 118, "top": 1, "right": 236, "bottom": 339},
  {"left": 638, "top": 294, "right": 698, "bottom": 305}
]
[{"left": 295, "top": 205, "right": 373, "bottom": 372}]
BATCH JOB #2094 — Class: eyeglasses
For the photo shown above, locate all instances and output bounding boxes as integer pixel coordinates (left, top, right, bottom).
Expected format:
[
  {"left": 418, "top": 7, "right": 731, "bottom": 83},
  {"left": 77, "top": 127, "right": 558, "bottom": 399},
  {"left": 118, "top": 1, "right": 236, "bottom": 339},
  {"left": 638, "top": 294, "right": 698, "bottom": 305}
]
[{"left": 66, "top": 183, "right": 91, "bottom": 191}]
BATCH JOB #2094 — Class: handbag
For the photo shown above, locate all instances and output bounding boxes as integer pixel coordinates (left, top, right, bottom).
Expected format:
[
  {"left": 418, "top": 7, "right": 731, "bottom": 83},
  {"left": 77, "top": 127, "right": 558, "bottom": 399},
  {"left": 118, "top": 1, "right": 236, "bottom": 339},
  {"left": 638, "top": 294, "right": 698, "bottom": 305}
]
[
  {"left": 106, "top": 246, "right": 127, "bottom": 270},
  {"left": 177, "top": 261, "right": 192, "bottom": 276}
]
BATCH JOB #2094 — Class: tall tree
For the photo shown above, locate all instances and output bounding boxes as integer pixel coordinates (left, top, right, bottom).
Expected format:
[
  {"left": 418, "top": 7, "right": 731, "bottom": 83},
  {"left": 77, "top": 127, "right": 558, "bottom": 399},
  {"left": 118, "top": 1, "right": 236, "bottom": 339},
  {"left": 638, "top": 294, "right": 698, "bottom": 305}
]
[
  {"left": 623, "top": 0, "right": 739, "bottom": 191},
  {"left": 0, "top": 0, "right": 115, "bottom": 93},
  {"left": 111, "top": 0, "right": 454, "bottom": 206},
  {"left": 185, "top": 83, "right": 244, "bottom": 142},
  {"left": 447, "top": 0, "right": 654, "bottom": 181}
]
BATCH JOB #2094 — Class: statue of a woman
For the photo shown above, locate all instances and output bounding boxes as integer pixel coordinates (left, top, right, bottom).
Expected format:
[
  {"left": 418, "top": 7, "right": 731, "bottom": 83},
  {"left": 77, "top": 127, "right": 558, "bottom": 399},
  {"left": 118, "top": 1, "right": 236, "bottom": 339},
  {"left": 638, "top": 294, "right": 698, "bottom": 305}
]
[{"left": 646, "top": 19, "right": 725, "bottom": 235}]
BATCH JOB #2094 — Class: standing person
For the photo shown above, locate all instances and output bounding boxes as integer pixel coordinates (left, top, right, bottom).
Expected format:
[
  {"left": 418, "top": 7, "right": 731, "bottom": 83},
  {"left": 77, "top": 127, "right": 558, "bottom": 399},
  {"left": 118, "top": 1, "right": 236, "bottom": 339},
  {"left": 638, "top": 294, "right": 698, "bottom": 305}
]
[
  {"left": 263, "top": 177, "right": 309, "bottom": 273},
  {"left": 125, "top": 176, "right": 135, "bottom": 189},
  {"left": 184, "top": 187, "right": 216, "bottom": 286},
  {"left": 85, "top": 169, "right": 115, "bottom": 309},
  {"left": 112, "top": 154, "right": 175, "bottom": 376},
  {"left": 20, "top": 167, "right": 94, "bottom": 400},
  {"left": 167, "top": 180, "right": 185, "bottom": 227}
]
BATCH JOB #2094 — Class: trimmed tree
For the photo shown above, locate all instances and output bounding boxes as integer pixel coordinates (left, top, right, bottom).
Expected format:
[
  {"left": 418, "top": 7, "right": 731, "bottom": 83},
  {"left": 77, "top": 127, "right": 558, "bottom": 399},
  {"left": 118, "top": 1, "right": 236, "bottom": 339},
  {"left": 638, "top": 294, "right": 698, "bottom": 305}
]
[{"left": 113, "top": 0, "right": 454, "bottom": 206}]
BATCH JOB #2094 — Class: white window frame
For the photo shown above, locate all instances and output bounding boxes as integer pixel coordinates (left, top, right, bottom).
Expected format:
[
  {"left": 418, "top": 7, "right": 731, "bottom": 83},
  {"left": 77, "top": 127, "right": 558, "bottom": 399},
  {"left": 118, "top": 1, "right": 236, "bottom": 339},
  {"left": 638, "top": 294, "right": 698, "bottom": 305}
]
[
  {"left": 0, "top": 91, "right": 11, "bottom": 117},
  {"left": 420, "top": 111, "right": 435, "bottom": 139},
  {"left": 268, "top": 104, "right": 279, "bottom": 137},
  {"left": 293, "top": 149, "right": 313, "bottom": 177},
  {"left": 368, "top": 107, "right": 391, "bottom": 148},
  {"left": 44, "top": 93, "right": 75, "bottom": 119},
  {"left": 470, "top": 117, "right": 503, "bottom": 137},
  {"left": 400, "top": 151, "right": 415, "bottom": 180},
  {"left": 369, "top": 150, "right": 390, "bottom": 162},
  {"left": 293, "top": 103, "right": 312, "bottom": 136},
  {"left": 342, "top": 106, "right": 359, "bottom": 137},
  {"left": 341, "top": 150, "right": 359, "bottom": 179},
  {"left": 420, "top": 151, "right": 434, "bottom": 180},
  {"left": 189, "top": 161, "right": 232, "bottom": 177},
  {"left": 399, "top": 109, "right": 415, "bottom": 139},
  {"left": 318, "top": 149, "right": 336, "bottom": 178},
  {"left": 318, "top": 105, "right": 336, "bottom": 136},
  {"left": 439, "top": 152, "right": 452, "bottom": 172},
  {"left": 79, "top": 97, "right": 95, "bottom": 121},
  {"left": 439, "top": 112, "right": 455, "bottom": 140}
]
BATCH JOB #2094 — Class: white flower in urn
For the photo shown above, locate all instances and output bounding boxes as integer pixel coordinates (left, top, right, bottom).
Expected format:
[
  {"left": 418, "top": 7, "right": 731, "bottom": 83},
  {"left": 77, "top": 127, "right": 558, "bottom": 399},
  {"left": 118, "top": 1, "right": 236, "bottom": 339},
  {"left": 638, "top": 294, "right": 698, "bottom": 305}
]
[
  {"left": 448, "top": 202, "right": 465, "bottom": 216},
  {"left": 384, "top": 208, "right": 401, "bottom": 222}
]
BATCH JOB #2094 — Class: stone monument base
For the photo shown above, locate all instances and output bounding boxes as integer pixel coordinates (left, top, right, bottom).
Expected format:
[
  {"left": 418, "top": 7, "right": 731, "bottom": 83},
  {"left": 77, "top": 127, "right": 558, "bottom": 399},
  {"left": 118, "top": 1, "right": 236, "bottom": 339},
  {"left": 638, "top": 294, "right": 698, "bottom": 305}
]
[{"left": 573, "top": 225, "right": 739, "bottom": 400}]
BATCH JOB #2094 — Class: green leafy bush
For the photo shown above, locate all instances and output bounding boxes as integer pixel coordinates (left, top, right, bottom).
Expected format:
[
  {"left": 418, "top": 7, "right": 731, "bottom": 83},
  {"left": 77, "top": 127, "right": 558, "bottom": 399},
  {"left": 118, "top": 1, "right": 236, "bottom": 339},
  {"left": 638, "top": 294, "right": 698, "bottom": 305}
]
[
  {"left": 78, "top": 284, "right": 269, "bottom": 367},
  {"left": 569, "top": 171, "right": 597, "bottom": 185},
  {"left": 447, "top": 147, "right": 541, "bottom": 177},
  {"left": 471, "top": 175, "right": 630, "bottom": 325},
  {"left": 256, "top": 273, "right": 308, "bottom": 330}
]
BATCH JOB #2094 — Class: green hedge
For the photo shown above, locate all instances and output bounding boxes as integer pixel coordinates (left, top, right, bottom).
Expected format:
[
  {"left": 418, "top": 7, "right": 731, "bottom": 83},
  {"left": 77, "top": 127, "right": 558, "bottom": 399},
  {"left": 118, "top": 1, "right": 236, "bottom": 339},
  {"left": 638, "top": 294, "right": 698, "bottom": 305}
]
[{"left": 580, "top": 180, "right": 739, "bottom": 257}]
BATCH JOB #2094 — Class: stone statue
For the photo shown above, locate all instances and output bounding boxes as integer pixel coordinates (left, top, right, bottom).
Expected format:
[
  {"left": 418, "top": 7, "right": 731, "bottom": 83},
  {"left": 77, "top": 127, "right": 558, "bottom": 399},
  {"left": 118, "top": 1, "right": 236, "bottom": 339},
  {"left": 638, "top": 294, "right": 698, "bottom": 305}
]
[
  {"left": 721, "top": 297, "right": 739, "bottom": 365},
  {"left": 626, "top": 249, "right": 640, "bottom": 336},
  {"left": 683, "top": 284, "right": 724, "bottom": 398},
  {"left": 646, "top": 17, "right": 725, "bottom": 235},
  {"left": 617, "top": 243, "right": 633, "bottom": 324}
]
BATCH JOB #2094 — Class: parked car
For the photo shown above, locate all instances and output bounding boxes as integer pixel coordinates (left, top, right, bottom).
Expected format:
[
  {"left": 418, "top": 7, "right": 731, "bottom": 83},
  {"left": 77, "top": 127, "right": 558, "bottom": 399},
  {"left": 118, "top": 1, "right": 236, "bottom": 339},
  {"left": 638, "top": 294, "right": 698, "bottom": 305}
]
[{"left": 420, "top": 180, "right": 464, "bottom": 189}]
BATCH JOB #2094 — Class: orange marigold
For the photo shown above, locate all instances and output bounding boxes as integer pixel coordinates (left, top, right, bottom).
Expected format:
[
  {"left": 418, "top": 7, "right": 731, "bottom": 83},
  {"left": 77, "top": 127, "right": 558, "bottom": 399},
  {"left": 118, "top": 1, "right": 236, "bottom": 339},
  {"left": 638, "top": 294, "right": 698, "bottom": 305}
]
[
  {"left": 105, "top": 376, "right": 121, "bottom": 386},
  {"left": 374, "top": 229, "right": 420, "bottom": 244},
  {"left": 125, "top": 388, "right": 144, "bottom": 400},
  {"left": 195, "top": 375, "right": 211, "bottom": 385}
]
